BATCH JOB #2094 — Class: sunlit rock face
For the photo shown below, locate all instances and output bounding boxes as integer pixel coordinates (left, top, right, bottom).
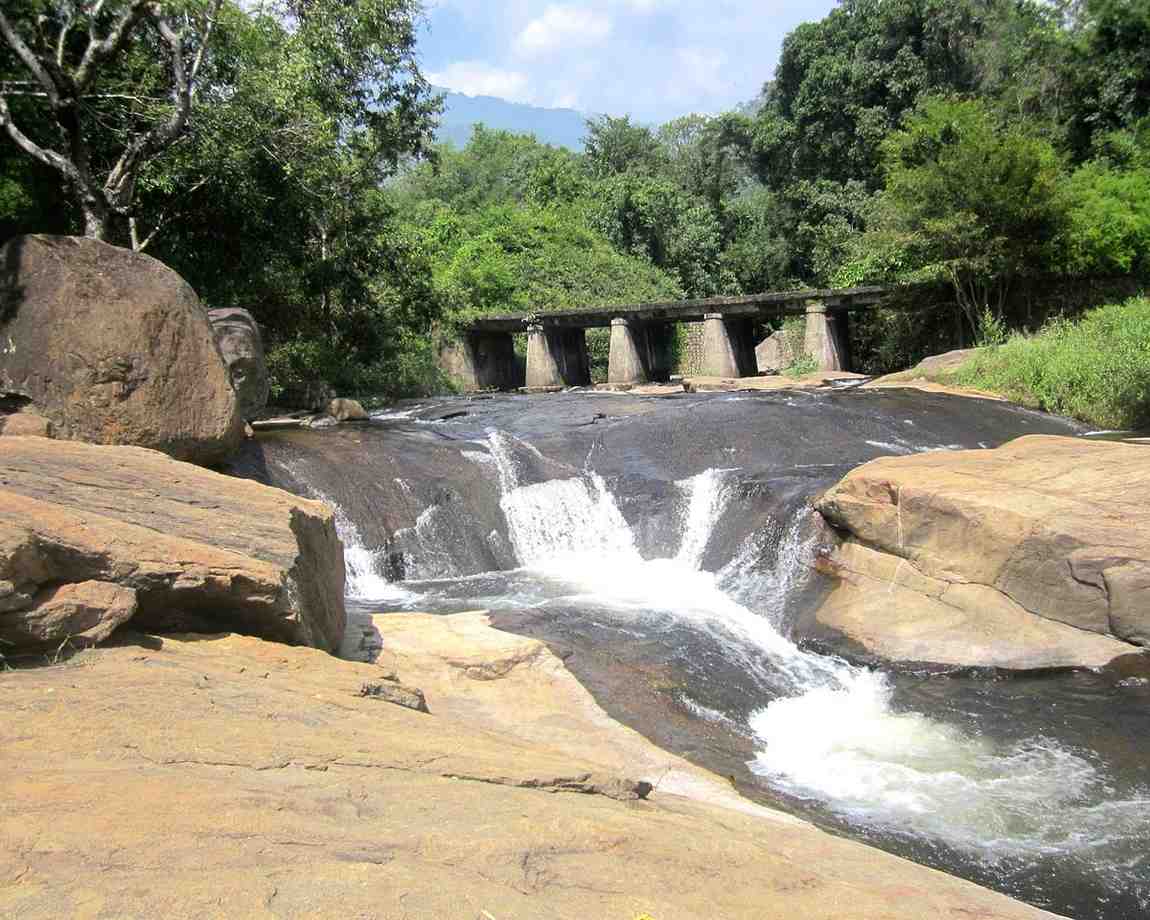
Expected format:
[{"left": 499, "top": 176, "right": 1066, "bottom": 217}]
[{"left": 0, "top": 235, "right": 244, "bottom": 465}]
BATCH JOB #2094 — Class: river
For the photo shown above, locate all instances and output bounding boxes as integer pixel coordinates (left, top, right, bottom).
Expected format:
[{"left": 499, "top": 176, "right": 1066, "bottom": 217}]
[{"left": 234, "top": 387, "right": 1150, "bottom": 920}]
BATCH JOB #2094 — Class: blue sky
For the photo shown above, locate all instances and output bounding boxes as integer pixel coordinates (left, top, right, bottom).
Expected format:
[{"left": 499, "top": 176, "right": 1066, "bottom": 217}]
[{"left": 419, "top": 1, "right": 839, "bottom": 123}]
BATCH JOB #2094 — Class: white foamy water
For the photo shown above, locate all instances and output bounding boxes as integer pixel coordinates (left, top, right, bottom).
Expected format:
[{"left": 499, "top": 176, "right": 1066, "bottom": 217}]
[
  {"left": 280, "top": 466, "right": 416, "bottom": 604},
  {"left": 676, "top": 468, "right": 735, "bottom": 567},
  {"left": 469, "top": 430, "right": 1150, "bottom": 875},
  {"left": 748, "top": 672, "right": 1150, "bottom": 861}
]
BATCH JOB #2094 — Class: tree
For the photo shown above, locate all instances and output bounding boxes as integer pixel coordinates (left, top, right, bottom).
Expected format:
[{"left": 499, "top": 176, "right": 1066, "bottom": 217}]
[
  {"left": 0, "top": 0, "right": 224, "bottom": 240},
  {"left": 750, "top": 0, "right": 1032, "bottom": 191},
  {"left": 1064, "top": 0, "right": 1150, "bottom": 158},
  {"left": 583, "top": 114, "right": 664, "bottom": 179},
  {"left": 863, "top": 97, "right": 1066, "bottom": 340}
]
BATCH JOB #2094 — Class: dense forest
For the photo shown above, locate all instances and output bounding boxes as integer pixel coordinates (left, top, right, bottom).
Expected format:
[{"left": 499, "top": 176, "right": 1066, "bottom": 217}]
[{"left": 2, "top": 0, "right": 1149, "bottom": 398}]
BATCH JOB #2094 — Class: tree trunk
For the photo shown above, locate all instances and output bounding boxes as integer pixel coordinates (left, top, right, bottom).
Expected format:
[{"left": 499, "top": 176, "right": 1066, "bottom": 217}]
[{"left": 80, "top": 194, "right": 110, "bottom": 242}]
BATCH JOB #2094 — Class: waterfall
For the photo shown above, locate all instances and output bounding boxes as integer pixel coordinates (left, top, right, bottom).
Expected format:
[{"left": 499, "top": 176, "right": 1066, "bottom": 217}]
[
  {"left": 277, "top": 463, "right": 413, "bottom": 603},
  {"left": 470, "top": 428, "right": 1150, "bottom": 880},
  {"left": 675, "top": 468, "right": 735, "bottom": 568}
]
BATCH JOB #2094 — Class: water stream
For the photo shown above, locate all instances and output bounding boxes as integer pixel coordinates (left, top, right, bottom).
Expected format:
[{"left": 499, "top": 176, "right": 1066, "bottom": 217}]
[{"left": 240, "top": 389, "right": 1150, "bottom": 919}]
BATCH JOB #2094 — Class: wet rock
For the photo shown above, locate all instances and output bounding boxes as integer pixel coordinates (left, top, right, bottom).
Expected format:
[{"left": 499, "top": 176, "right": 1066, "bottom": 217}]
[
  {"left": 301, "top": 414, "right": 338, "bottom": 429},
  {"left": 208, "top": 308, "right": 269, "bottom": 421},
  {"left": 812, "top": 435, "right": 1150, "bottom": 668},
  {"left": 0, "top": 235, "right": 244, "bottom": 466},
  {"left": 0, "top": 436, "right": 346, "bottom": 652}
]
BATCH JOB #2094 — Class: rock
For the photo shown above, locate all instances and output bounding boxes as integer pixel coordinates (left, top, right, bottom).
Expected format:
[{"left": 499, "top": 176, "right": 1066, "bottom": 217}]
[
  {"left": 0, "top": 410, "right": 52, "bottom": 438},
  {"left": 0, "top": 621, "right": 1057, "bottom": 919},
  {"left": 0, "top": 235, "right": 243, "bottom": 465},
  {"left": 208, "top": 308, "right": 269, "bottom": 421},
  {"left": 811, "top": 434, "right": 1150, "bottom": 669},
  {"left": 0, "top": 580, "right": 136, "bottom": 651},
  {"left": 359, "top": 679, "right": 429, "bottom": 713},
  {"left": 301, "top": 413, "right": 338, "bottom": 429},
  {"left": 0, "top": 436, "right": 346, "bottom": 652},
  {"left": 866, "top": 348, "right": 986, "bottom": 388},
  {"left": 755, "top": 329, "right": 795, "bottom": 373},
  {"left": 807, "top": 541, "right": 1133, "bottom": 670},
  {"left": 328, "top": 397, "right": 368, "bottom": 422}
]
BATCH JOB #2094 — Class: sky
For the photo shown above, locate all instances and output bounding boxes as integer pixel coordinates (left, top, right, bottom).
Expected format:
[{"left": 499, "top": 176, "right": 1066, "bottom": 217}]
[{"left": 419, "top": 1, "right": 839, "bottom": 124}]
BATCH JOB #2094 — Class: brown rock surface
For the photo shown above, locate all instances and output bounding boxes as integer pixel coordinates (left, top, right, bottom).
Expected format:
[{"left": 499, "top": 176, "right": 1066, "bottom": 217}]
[
  {"left": 864, "top": 348, "right": 1005, "bottom": 401},
  {"left": 812, "top": 435, "right": 1150, "bottom": 668},
  {"left": 328, "top": 397, "right": 369, "bottom": 422},
  {"left": 0, "top": 410, "right": 52, "bottom": 438},
  {"left": 0, "top": 615, "right": 1058, "bottom": 919},
  {"left": 0, "top": 235, "right": 243, "bottom": 465},
  {"left": 0, "top": 437, "right": 345, "bottom": 652},
  {"left": 0, "top": 580, "right": 136, "bottom": 650}
]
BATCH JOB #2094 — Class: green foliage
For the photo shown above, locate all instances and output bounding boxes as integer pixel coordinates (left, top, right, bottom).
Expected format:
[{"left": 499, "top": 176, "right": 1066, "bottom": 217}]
[
  {"left": 975, "top": 307, "right": 1009, "bottom": 347},
  {"left": 783, "top": 353, "right": 819, "bottom": 377},
  {"left": 954, "top": 298, "right": 1150, "bottom": 428},
  {"left": 6, "top": 0, "right": 1150, "bottom": 398},
  {"left": 751, "top": 0, "right": 997, "bottom": 190},
  {"left": 858, "top": 96, "right": 1066, "bottom": 338},
  {"left": 1056, "top": 161, "right": 1150, "bottom": 275}
]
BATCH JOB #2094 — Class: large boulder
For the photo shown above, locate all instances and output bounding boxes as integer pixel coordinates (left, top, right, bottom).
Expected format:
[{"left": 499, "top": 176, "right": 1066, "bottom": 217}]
[
  {"left": 0, "top": 437, "right": 346, "bottom": 652},
  {"left": 0, "top": 620, "right": 1056, "bottom": 919},
  {"left": 208, "top": 307, "right": 270, "bottom": 421},
  {"left": 0, "top": 235, "right": 243, "bottom": 465},
  {"left": 810, "top": 435, "right": 1150, "bottom": 669},
  {"left": 755, "top": 329, "right": 795, "bottom": 374}
]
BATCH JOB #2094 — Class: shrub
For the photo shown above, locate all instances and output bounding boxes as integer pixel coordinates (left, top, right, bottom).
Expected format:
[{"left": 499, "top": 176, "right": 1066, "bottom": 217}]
[{"left": 954, "top": 298, "right": 1150, "bottom": 429}]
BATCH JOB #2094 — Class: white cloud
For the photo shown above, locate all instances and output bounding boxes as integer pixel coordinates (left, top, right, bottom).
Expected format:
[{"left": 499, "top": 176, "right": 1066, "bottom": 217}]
[
  {"left": 426, "top": 60, "right": 533, "bottom": 103},
  {"left": 420, "top": 1, "right": 839, "bottom": 122},
  {"left": 515, "top": 5, "right": 612, "bottom": 57}
]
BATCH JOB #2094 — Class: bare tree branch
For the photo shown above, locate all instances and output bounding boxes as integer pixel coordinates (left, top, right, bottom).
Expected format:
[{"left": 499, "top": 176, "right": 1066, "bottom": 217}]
[
  {"left": 105, "top": 0, "right": 223, "bottom": 212},
  {"left": 0, "top": 95, "right": 80, "bottom": 181},
  {"left": 0, "top": 10, "right": 62, "bottom": 105},
  {"left": 129, "top": 175, "right": 209, "bottom": 251},
  {"left": 75, "top": 0, "right": 152, "bottom": 91}
]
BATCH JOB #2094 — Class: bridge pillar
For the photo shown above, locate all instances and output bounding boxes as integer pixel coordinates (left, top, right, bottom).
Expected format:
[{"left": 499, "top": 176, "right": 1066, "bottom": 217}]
[
  {"left": 608, "top": 318, "right": 648, "bottom": 385},
  {"left": 437, "top": 332, "right": 521, "bottom": 392},
  {"left": 525, "top": 323, "right": 590, "bottom": 389},
  {"left": 701, "top": 313, "right": 756, "bottom": 378},
  {"left": 804, "top": 303, "right": 850, "bottom": 371}
]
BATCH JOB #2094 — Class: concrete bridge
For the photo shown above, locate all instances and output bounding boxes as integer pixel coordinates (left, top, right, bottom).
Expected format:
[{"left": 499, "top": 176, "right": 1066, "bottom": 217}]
[{"left": 439, "top": 285, "right": 897, "bottom": 391}]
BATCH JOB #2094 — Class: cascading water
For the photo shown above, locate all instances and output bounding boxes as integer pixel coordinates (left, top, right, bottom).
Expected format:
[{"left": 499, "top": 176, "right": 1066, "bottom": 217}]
[
  {"left": 435, "top": 432, "right": 1150, "bottom": 913},
  {"left": 260, "top": 399, "right": 1150, "bottom": 919}
]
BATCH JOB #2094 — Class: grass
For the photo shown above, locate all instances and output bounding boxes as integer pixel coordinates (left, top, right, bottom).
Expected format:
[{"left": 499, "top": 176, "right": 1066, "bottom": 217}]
[{"left": 951, "top": 297, "right": 1150, "bottom": 430}]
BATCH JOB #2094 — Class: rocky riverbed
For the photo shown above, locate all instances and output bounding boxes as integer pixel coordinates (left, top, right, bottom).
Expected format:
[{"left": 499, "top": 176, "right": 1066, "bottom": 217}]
[
  {"left": 4, "top": 381, "right": 1149, "bottom": 919},
  {"left": 233, "top": 386, "right": 1150, "bottom": 919}
]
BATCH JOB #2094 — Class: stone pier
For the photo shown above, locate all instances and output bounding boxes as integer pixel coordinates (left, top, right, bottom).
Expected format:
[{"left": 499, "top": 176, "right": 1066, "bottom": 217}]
[
  {"left": 607, "top": 319, "right": 674, "bottom": 385},
  {"left": 438, "top": 332, "right": 521, "bottom": 392},
  {"left": 525, "top": 324, "right": 590, "bottom": 389},
  {"left": 700, "top": 313, "right": 756, "bottom": 378},
  {"left": 803, "top": 303, "right": 851, "bottom": 371}
]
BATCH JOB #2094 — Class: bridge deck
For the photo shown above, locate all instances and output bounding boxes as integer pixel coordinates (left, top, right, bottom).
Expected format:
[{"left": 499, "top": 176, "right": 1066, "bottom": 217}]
[{"left": 468, "top": 285, "right": 895, "bottom": 333}]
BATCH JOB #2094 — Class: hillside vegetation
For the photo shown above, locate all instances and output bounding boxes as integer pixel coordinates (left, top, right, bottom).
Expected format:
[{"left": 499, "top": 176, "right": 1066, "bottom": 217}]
[
  {"left": 2, "top": 0, "right": 1148, "bottom": 398},
  {"left": 954, "top": 298, "right": 1150, "bottom": 430}
]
